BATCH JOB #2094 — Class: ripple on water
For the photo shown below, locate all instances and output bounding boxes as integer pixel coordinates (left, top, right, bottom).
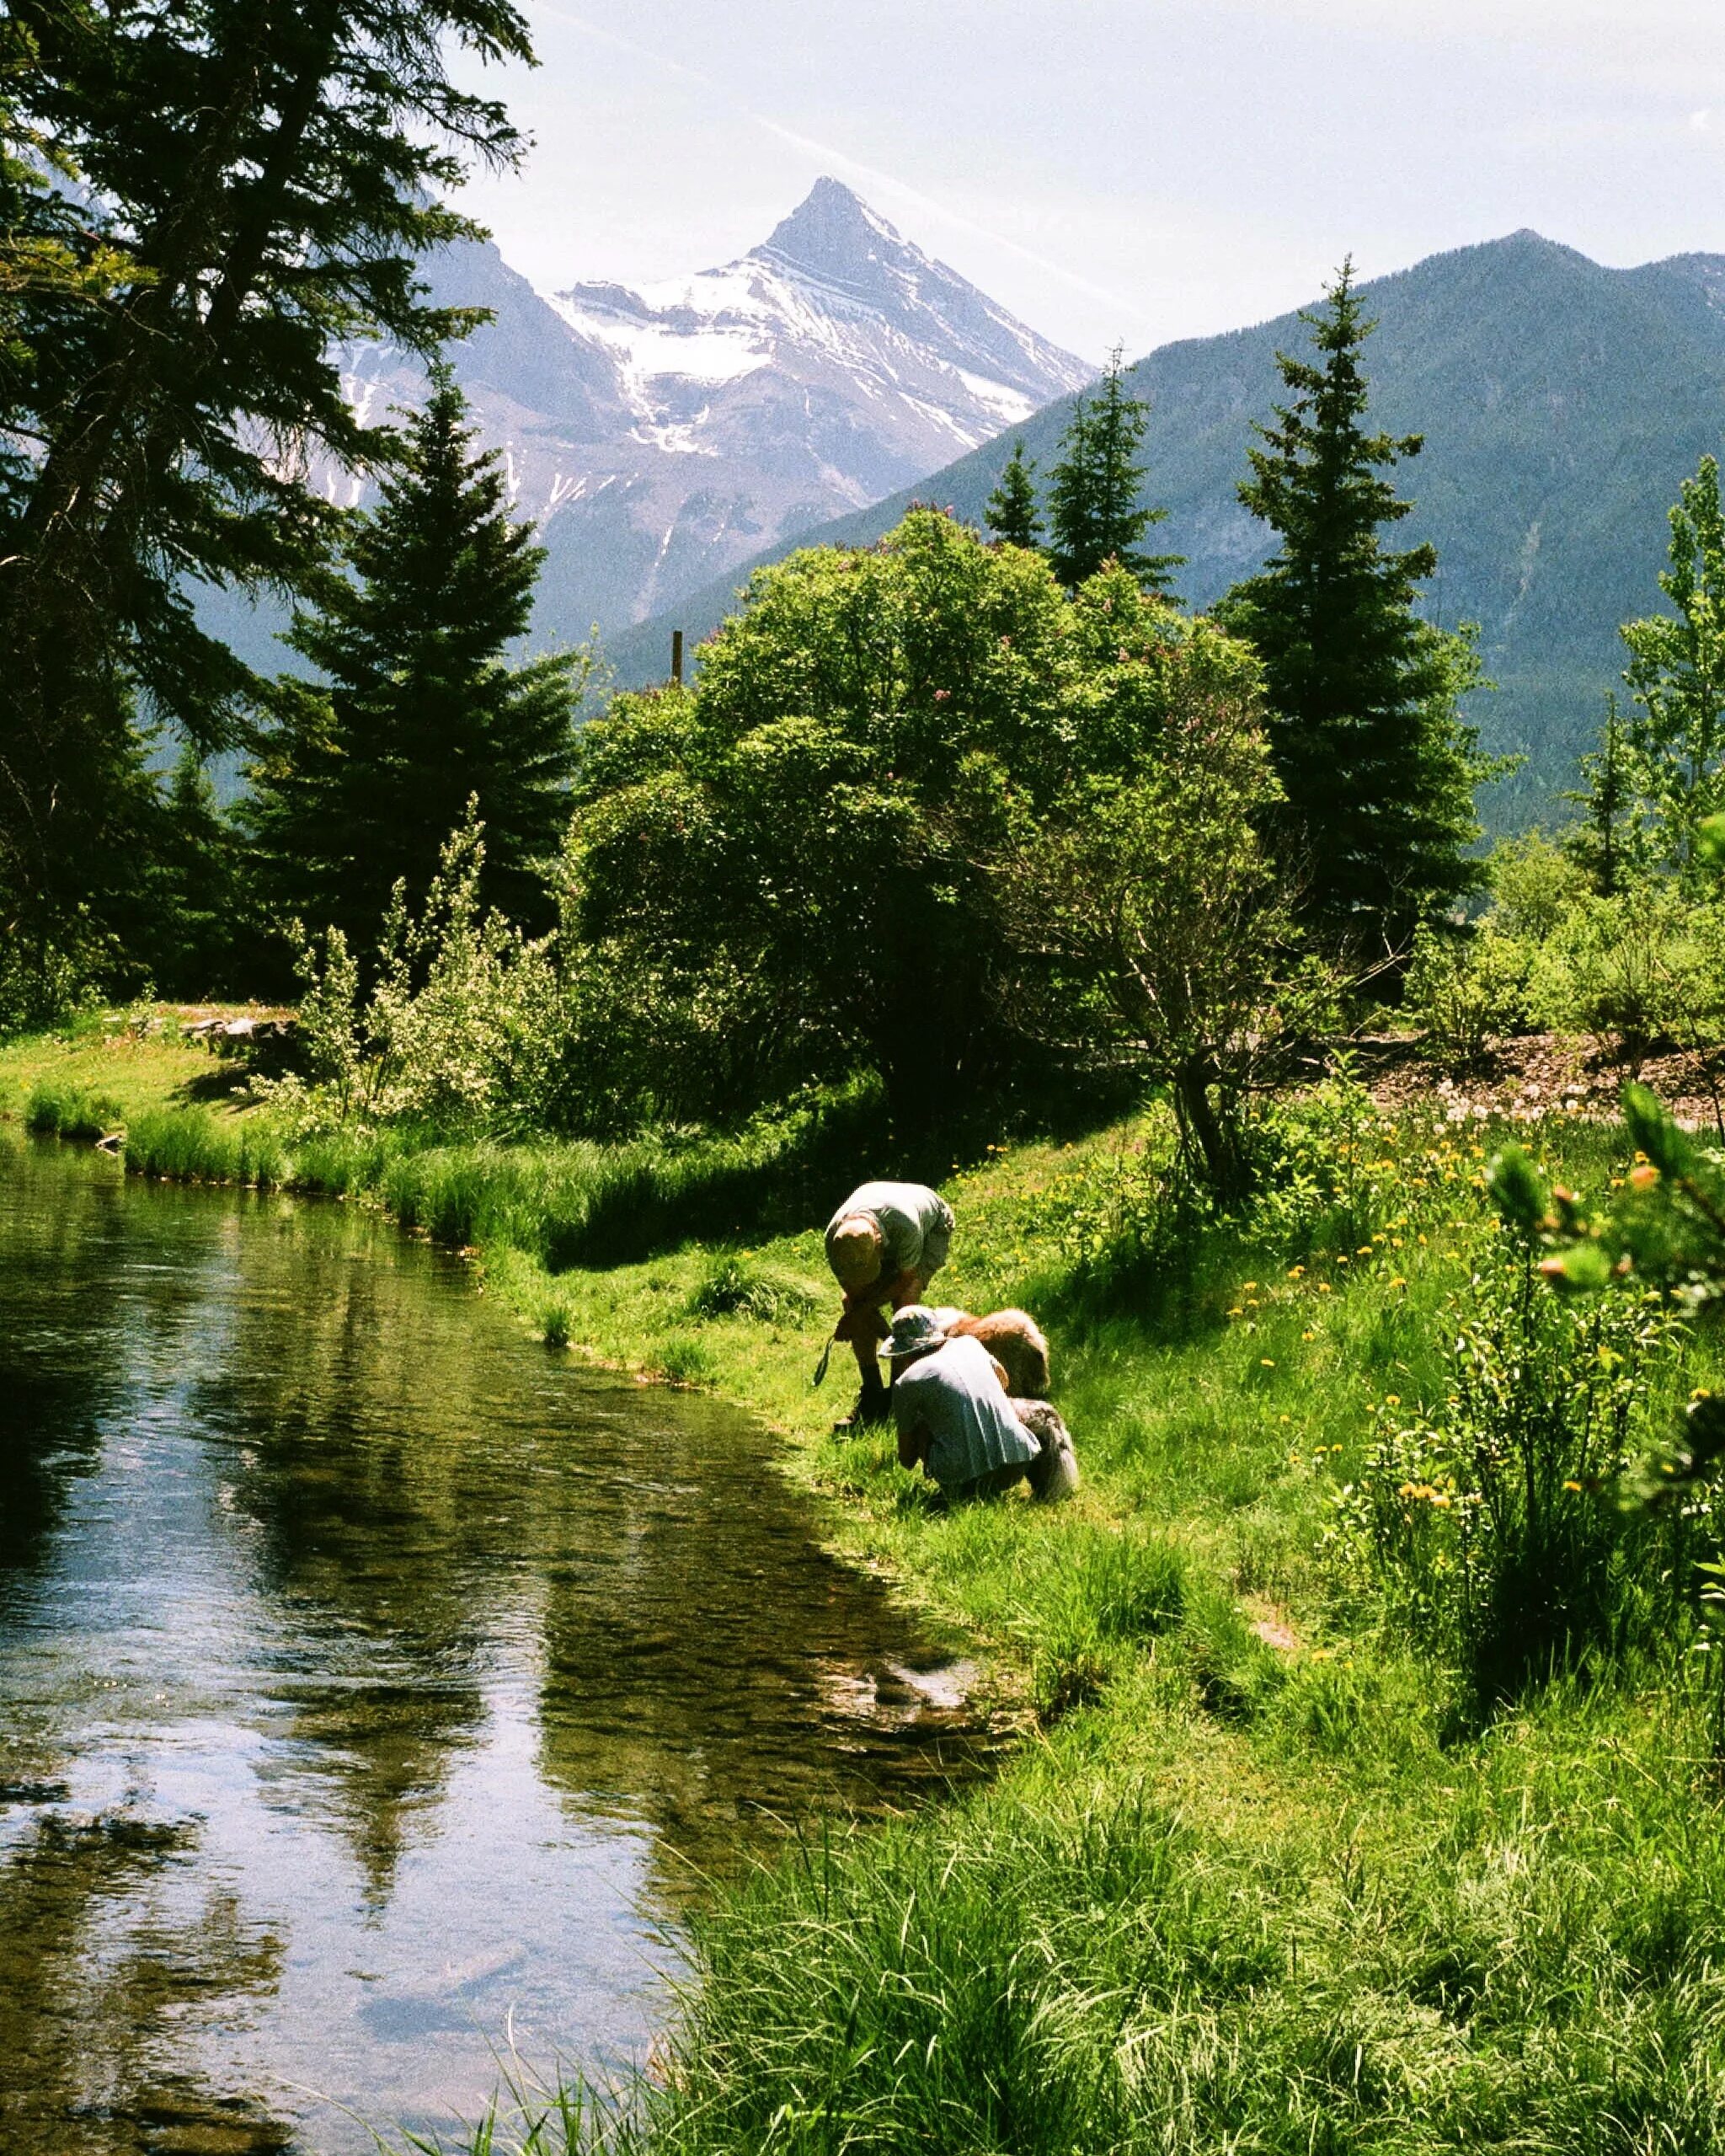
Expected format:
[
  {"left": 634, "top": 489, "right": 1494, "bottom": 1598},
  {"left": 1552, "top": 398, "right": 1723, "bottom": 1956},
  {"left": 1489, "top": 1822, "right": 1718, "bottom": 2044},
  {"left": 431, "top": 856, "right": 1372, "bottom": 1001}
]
[{"left": 0, "top": 1136, "right": 995, "bottom": 2154}]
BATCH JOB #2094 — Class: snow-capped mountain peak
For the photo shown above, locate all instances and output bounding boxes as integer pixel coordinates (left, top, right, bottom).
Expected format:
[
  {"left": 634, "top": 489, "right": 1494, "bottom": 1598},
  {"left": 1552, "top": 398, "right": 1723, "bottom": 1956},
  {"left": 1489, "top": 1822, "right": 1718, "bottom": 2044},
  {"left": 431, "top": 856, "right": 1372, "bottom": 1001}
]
[
  {"left": 549, "top": 178, "right": 1091, "bottom": 467},
  {"left": 318, "top": 182, "right": 1091, "bottom": 650}
]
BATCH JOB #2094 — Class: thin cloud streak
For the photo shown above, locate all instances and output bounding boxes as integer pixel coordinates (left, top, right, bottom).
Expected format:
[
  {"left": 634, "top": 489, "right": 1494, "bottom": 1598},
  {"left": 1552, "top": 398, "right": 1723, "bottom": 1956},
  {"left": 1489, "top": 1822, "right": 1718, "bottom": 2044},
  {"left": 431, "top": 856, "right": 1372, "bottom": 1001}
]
[{"left": 519, "top": 0, "right": 1154, "bottom": 334}]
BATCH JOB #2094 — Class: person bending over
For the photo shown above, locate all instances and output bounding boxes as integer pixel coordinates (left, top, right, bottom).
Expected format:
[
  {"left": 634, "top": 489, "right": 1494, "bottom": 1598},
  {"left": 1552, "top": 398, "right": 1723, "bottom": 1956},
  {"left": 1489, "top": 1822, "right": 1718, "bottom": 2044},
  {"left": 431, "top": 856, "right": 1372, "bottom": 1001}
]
[
  {"left": 825, "top": 1180, "right": 955, "bottom": 1425},
  {"left": 886, "top": 1306, "right": 1078, "bottom": 1505}
]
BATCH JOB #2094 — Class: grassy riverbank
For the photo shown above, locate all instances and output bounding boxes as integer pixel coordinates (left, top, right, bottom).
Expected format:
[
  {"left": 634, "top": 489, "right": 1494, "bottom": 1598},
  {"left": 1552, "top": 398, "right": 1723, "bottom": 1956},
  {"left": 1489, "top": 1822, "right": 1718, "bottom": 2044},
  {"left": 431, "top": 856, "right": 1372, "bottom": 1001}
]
[{"left": 8, "top": 1019, "right": 1725, "bottom": 2152}]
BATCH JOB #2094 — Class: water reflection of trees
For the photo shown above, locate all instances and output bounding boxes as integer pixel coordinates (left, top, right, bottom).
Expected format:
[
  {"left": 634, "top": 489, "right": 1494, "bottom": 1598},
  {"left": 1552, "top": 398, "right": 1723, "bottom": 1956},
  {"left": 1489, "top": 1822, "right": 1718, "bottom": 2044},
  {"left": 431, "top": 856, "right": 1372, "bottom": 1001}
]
[
  {"left": 0, "top": 1807, "right": 291, "bottom": 2155},
  {"left": 1, "top": 1137, "right": 988, "bottom": 2123},
  {"left": 167, "top": 1191, "right": 987, "bottom": 1906},
  {"left": 0, "top": 1147, "right": 137, "bottom": 1581}
]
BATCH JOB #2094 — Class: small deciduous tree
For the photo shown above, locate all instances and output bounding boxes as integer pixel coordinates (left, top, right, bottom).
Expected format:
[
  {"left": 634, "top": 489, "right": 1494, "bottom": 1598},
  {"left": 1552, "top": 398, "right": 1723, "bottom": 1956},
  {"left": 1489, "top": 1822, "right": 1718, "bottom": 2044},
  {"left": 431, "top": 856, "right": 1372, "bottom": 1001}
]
[
  {"left": 1046, "top": 349, "right": 1181, "bottom": 594},
  {"left": 286, "top": 807, "right": 559, "bottom": 1133},
  {"left": 993, "top": 595, "right": 1314, "bottom": 1199},
  {"left": 567, "top": 516, "right": 1252, "bottom": 1137},
  {"left": 1619, "top": 454, "right": 1725, "bottom": 880},
  {"left": 1564, "top": 693, "right": 1650, "bottom": 898}
]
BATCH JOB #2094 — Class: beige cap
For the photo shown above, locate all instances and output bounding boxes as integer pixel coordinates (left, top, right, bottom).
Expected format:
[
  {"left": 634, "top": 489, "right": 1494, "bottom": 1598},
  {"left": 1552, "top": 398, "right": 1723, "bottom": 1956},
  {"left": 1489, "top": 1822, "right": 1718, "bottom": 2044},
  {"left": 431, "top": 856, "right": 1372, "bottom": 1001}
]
[{"left": 828, "top": 1214, "right": 884, "bottom": 1291}]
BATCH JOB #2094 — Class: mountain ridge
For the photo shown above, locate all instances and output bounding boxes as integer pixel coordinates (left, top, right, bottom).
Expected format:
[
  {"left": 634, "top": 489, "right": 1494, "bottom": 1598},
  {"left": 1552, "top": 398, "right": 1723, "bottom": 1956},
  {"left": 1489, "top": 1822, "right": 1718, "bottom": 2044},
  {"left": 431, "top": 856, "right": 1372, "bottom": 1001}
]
[
  {"left": 607, "top": 227, "right": 1725, "bottom": 815},
  {"left": 334, "top": 178, "right": 1092, "bottom": 638}
]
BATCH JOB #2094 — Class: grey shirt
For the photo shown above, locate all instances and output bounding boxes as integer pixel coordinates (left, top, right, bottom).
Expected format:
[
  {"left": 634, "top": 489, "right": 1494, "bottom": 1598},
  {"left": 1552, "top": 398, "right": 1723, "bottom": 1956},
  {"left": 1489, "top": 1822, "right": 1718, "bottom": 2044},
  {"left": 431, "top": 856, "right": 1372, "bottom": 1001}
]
[
  {"left": 826, "top": 1180, "right": 953, "bottom": 1287},
  {"left": 892, "top": 1335, "right": 1039, "bottom": 1496}
]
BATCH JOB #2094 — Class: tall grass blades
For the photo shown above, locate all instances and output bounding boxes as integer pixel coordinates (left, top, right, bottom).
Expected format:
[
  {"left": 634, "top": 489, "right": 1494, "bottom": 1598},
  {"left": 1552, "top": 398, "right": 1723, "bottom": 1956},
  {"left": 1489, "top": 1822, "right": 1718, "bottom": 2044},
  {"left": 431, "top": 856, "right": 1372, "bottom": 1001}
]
[
  {"left": 123, "top": 1108, "right": 294, "bottom": 1187},
  {"left": 25, "top": 1078, "right": 124, "bottom": 1142},
  {"left": 1332, "top": 1233, "right": 1691, "bottom": 1711}
]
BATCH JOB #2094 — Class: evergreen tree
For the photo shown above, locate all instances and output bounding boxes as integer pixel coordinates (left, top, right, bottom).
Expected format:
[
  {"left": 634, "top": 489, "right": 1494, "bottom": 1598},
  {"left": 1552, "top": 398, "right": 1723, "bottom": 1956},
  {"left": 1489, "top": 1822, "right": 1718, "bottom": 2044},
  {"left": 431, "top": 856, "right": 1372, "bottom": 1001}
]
[
  {"left": 140, "top": 749, "right": 244, "bottom": 998},
  {"left": 984, "top": 439, "right": 1044, "bottom": 549},
  {"left": 0, "top": 0, "right": 532, "bottom": 948},
  {"left": 1563, "top": 693, "right": 1647, "bottom": 897},
  {"left": 1220, "top": 261, "right": 1486, "bottom": 953},
  {"left": 249, "top": 373, "right": 584, "bottom": 947},
  {"left": 1619, "top": 452, "right": 1725, "bottom": 880},
  {"left": 1046, "top": 349, "right": 1182, "bottom": 594}
]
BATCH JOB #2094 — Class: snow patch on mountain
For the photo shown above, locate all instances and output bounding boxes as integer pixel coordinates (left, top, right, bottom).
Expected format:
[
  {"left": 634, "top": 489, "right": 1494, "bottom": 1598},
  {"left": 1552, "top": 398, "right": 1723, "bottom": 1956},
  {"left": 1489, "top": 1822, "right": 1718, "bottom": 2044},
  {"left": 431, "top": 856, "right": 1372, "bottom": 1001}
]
[
  {"left": 547, "top": 177, "right": 1090, "bottom": 480},
  {"left": 291, "top": 179, "right": 1090, "bottom": 655}
]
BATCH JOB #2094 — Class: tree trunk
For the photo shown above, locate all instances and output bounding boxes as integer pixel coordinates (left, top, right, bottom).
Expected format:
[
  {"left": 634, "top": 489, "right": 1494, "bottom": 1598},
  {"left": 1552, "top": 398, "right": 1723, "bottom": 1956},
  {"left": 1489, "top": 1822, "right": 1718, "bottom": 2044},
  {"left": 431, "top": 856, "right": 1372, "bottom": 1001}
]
[{"left": 1172, "top": 1056, "right": 1250, "bottom": 1206}]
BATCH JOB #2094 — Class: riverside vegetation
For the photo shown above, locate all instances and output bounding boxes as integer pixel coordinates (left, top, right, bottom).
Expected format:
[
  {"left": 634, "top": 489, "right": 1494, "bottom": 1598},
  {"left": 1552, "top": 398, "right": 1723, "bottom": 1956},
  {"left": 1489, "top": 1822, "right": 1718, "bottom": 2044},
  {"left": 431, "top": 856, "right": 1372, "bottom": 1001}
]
[
  {"left": 11, "top": 436, "right": 1725, "bottom": 2154},
  {"left": 12, "top": 23, "right": 1725, "bottom": 2139},
  {"left": 10, "top": 1019, "right": 1725, "bottom": 2152}
]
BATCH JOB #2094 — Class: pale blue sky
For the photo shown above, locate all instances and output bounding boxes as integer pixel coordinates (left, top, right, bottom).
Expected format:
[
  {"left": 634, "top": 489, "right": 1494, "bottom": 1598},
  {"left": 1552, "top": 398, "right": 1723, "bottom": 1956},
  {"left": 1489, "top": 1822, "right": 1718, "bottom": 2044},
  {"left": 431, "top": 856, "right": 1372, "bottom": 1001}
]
[{"left": 451, "top": 0, "right": 1725, "bottom": 362}]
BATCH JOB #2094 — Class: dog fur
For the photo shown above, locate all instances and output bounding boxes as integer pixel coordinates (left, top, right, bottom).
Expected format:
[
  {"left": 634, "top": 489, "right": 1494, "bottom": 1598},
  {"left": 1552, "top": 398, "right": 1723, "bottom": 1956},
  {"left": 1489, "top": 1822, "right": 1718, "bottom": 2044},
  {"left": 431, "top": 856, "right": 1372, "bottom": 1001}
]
[{"left": 929, "top": 1306, "right": 1050, "bottom": 1399}]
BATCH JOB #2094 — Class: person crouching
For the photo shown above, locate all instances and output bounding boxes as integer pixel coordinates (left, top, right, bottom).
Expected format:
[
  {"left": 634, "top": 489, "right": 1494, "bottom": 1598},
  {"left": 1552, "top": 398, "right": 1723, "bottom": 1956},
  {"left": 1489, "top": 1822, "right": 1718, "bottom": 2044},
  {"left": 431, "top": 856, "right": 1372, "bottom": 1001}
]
[{"left": 886, "top": 1307, "right": 1078, "bottom": 1505}]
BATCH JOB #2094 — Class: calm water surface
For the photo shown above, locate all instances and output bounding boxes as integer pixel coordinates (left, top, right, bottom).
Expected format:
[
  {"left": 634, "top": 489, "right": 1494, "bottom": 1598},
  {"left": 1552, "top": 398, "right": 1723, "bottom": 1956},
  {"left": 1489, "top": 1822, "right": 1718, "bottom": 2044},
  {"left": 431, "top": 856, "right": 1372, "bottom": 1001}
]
[{"left": 0, "top": 1137, "right": 986, "bottom": 2154}]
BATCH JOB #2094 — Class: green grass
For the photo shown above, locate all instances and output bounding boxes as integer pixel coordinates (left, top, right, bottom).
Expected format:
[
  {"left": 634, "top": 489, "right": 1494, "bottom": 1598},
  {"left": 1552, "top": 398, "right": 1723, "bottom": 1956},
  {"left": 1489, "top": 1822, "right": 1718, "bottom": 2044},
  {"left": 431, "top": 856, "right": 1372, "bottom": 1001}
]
[{"left": 11, "top": 1023, "right": 1725, "bottom": 2152}]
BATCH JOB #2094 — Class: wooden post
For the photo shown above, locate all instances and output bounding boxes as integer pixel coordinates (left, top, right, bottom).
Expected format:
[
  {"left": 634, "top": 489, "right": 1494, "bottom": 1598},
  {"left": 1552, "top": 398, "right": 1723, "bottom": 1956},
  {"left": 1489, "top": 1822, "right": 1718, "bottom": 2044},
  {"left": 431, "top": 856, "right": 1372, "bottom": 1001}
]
[{"left": 671, "top": 629, "right": 684, "bottom": 686}]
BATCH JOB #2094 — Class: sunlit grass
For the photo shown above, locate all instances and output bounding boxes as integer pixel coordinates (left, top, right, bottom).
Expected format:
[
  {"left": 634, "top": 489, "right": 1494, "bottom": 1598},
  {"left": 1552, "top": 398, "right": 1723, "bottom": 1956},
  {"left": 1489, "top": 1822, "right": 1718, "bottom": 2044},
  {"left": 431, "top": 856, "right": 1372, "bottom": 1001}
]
[{"left": 12, "top": 1021, "right": 1725, "bottom": 2150}]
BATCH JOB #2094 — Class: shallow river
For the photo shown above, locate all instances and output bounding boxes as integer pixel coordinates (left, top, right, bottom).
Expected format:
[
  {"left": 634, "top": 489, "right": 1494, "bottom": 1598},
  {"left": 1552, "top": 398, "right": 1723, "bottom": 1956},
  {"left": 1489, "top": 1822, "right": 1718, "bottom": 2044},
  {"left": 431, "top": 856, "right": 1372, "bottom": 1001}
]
[{"left": 0, "top": 1137, "right": 985, "bottom": 2154}]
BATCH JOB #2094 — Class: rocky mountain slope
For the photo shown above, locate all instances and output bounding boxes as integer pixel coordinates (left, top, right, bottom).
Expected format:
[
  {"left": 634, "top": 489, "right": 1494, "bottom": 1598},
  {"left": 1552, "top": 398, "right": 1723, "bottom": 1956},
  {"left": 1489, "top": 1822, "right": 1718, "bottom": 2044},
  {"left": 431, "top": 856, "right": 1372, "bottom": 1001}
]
[
  {"left": 613, "top": 232, "right": 1725, "bottom": 814},
  {"left": 323, "top": 177, "right": 1091, "bottom": 644}
]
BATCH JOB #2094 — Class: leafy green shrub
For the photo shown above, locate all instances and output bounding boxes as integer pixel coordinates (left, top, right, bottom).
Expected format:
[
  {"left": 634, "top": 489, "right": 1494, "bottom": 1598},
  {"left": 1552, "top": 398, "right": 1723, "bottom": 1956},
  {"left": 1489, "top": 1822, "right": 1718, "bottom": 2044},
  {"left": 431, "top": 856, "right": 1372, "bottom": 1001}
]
[
  {"left": 0, "top": 923, "right": 120, "bottom": 1041},
  {"left": 1489, "top": 830, "right": 1589, "bottom": 940},
  {"left": 26, "top": 1079, "right": 124, "bottom": 1142},
  {"left": 1251, "top": 1073, "right": 1402, "bottom": 1255},
  {"left": 1403, "top": 920, "right": 1531, "bottom": 1063},
  {"left": 1526, "top": 888, "right": 1725, "bottom": 1066},
  {"left": 286, "top": 811, "right": 564, "bottom": 1135},
  {"left": 1331, "top": 1229, "right": 1687, "bottom": 1709},
  {"left": 685, "top": 1255, "right": 817, "bottom": 1325}
]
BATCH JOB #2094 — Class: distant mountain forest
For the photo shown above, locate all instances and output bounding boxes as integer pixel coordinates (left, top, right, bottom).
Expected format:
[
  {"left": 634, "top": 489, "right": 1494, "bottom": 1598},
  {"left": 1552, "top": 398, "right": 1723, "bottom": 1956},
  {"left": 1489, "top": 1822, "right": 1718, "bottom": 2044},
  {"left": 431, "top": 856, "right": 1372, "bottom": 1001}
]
[{"left": 614, "top": 231, "right": 1725, "bottom": 821}]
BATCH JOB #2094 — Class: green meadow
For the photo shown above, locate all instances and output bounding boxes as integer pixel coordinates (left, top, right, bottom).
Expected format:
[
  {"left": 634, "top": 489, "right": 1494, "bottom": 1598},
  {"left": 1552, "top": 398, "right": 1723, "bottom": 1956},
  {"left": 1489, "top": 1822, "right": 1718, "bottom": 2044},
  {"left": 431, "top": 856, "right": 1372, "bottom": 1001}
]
[{"left": 9, "top": 1024, "right": 1725, "bottom": 2154}]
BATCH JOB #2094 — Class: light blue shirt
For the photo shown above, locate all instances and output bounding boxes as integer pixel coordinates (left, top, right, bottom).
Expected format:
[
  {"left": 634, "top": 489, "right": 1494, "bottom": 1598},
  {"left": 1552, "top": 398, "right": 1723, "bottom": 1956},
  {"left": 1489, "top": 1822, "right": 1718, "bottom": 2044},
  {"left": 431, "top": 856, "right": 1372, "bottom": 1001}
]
[{"left": 892, "top": 1335, "right": 1038, "bottom": 1495}]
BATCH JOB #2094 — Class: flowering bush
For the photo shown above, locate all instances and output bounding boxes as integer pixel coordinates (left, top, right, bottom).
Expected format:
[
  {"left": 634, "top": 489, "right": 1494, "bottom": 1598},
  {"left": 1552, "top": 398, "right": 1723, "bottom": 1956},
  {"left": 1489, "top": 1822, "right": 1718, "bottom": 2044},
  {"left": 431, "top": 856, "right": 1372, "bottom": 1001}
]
[{"left": 1330, "top": 1228, "right": 1686, "bottom": 1706}]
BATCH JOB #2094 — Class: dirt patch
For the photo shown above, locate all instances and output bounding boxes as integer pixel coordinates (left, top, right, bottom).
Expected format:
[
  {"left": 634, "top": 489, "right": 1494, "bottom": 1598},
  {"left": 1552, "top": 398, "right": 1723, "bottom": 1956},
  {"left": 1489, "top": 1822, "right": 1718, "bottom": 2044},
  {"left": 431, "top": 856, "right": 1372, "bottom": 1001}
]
[{"left": 1357, "top": 1032, "right": 1725, "bottom": 1137}]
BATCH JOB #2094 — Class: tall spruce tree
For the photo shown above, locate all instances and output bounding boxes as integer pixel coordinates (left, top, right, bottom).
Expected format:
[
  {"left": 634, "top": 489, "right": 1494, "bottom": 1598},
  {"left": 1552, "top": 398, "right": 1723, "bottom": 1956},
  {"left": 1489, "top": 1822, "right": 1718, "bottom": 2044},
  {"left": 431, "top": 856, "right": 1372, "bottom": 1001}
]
[
  {"left": 0, "top": 0, "right": 531, "bottom": 951},
  {"left": 1564, "top": 693, "right": 1647, "bottom": 897},
  {"left": 1046, "top": 349, "right": 1181, "bottom": 594},
  {"left": 1220, "top": 261, "right": 1485, "bottom": 953},
  {"left": 984, "top": 439, "right": 1044, "bottom": 549},
  {"left": 249, "top": 374, "right": 583, "bottom": 947}
]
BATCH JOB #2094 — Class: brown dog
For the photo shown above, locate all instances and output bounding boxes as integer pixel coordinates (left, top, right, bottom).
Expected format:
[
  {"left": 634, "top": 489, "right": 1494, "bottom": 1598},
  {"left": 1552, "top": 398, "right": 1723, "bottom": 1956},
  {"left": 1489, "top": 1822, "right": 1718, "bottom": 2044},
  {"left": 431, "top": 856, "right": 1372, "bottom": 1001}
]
[{"left": 929, "top": 1307, "right": 1050, "bottom": 1399}]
